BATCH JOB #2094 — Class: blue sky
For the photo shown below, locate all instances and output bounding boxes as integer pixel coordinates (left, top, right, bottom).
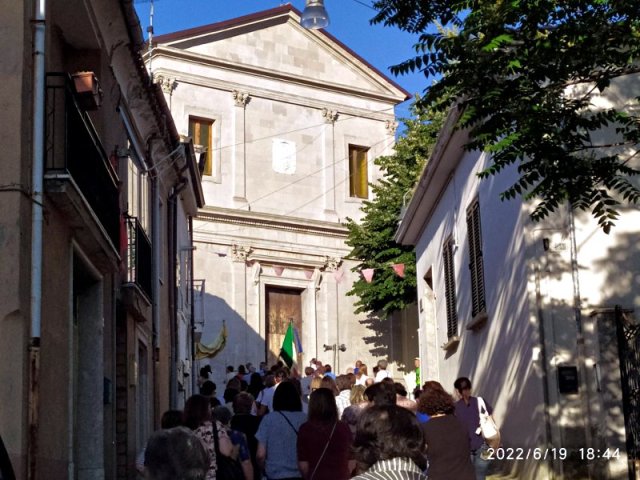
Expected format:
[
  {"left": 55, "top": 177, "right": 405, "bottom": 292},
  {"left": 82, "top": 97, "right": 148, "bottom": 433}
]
[{"left": 134, "top": 0, "right": 426, "bottom": 120}]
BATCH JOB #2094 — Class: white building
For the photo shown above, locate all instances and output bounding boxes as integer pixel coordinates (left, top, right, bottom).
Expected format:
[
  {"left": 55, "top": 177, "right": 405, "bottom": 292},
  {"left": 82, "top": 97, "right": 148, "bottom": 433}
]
[
  {"left": 395, "top": 76, "right": 639, "bottom": 479},
  {"left": 149, "top": 5, "right": 410, "bottom": 381}
]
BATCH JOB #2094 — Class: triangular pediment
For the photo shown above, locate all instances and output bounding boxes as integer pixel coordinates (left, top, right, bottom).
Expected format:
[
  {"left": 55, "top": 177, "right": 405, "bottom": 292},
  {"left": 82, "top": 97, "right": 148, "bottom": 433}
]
[{"left": 153, "top": 5, "right": 409, "bottom": 103}]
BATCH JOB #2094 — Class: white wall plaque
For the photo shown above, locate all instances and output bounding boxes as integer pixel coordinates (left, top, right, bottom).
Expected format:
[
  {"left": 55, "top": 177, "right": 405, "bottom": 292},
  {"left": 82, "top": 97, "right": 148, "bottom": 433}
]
[{"left": 272, "top": 139, "right": 296, "bottom": 174}]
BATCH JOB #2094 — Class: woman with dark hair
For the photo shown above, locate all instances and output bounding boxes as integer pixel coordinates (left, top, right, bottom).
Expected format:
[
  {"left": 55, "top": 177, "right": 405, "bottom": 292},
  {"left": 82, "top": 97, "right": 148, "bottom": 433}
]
[
  {"left": 198, "top": 365, "right": 212, "bottom": 388},
  {"left": 144, "top": 427, "right": 209, "bottom": 480},
  {"left": 418, "top": 388, "right": 474, "bottom": 480},
  {"left": 255, "top": 381, "right": 306, "bottom": 480},
  {"left": 231, "top": 392, "right": 262, "bottom": 480},
  {"left": 248, "top": 371, "right": 265, "bottom": 399},
  {"left": 184, "top": 394, "right": 234, "bottom": 480},
  {"left": 453, "top": 377, "right": 495, "bottom": 480},
  {"left": 351, "top": 405, "right": 426, "bottom": 480},
  {"left": 363, "top": 382, "right": 396, "bottom": 407},
  {"left": 416, "top": 381, "right": 446, "bottom": 423},
  {"left": 214, "top": 405, "right": 254, "bottom": 480},
  {"left": 297, "top": 388, "right": 353, "bottom": 480}
]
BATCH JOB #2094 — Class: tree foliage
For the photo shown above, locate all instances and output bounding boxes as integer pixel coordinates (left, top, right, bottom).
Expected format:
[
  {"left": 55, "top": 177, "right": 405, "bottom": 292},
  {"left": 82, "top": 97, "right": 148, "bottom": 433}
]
[
  {"left": 345, "top": 104, "right": 445, "bottom": 317},
  {"left": 372, "top": 0, "right": 640, "bottom": 232}
]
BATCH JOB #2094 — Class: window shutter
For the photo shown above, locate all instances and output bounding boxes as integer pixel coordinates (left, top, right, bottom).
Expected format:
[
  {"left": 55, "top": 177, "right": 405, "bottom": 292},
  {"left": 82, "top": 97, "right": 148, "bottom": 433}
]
[
  {"left": 189, "top": 117, "right": 213, "bottom": 176},
  {"left": 443, "top": 238, "right": 458, "bottom": 339},
  {"left": 348, "top": 145, "right": 368, "bottom": 199},
  {"left": 466, "top": 200, "right": 486, "bottom": 317}
]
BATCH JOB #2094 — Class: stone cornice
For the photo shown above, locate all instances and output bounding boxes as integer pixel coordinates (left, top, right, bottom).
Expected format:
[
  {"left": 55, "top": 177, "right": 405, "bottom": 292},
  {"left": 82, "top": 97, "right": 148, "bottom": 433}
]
[
  {"left": 196, "top": 206, "right": 348, "bottom": 238},
  {"left": 151, "top": 66, "right": 394, "bottom": 123},
  {"left": 193, "top": 231, "right": 351, "bottom": 260},
  {"left": 247, "top": 253, "right": 330, "bottom": 270},
  {"left": 150, "top": 46, "right": 405, "bottom": 106}
]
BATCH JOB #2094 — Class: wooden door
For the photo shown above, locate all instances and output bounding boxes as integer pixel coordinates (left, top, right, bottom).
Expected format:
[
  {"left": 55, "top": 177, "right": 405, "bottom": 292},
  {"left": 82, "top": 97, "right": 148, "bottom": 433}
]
[{"left": 265, "top": 287, "right": 302, "bottom": 366}]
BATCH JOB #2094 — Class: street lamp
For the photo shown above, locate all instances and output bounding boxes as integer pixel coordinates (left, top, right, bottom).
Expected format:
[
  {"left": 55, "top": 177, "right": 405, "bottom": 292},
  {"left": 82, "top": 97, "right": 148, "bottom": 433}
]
[{"left": 300, "top": 0, "right": 330, "bottom": 29}]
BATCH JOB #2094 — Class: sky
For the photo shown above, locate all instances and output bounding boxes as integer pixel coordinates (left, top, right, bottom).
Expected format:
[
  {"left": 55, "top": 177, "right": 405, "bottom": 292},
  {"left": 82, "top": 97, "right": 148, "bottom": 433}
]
[{"left": 133, "top": 0, "right": 426, "bottom": 120}]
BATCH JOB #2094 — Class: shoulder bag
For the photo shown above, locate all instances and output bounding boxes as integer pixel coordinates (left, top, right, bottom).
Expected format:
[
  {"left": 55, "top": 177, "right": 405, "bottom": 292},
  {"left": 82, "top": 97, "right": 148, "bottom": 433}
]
[
  {"left": 477, "top": 397, "right": 500, "bottom": 449},
  {"left": 309, "top": 421, "right": 337, "bottom": 480},
  {"left": 212, "top": 421, "right": 245, "bottom": 480},
  {"left": 277, "top": 411, "right": 299, "bottom": 435}
]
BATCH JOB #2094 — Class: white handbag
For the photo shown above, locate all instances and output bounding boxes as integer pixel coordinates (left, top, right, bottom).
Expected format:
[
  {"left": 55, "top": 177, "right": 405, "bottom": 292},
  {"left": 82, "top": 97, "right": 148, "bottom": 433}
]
[{"left": 477, "top": 397, "right": 500, "bottom": 446}]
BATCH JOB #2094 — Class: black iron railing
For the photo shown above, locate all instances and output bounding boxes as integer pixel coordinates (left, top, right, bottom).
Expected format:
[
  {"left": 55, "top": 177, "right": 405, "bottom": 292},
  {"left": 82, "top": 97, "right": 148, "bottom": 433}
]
[
  {"left": 45, "top": 72, "right": 120, "bottom": 251},
  {"left": 615, "top": 306, "right": 640, "bottom": 479},
  {"left": 125, "top": 216, "right": 152, "bottom": 300}
]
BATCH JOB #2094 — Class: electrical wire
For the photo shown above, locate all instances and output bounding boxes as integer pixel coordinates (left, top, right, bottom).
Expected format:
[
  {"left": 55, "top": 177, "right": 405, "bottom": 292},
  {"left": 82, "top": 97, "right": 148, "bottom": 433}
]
[
  {"left": 350, "top": 0, "right": 376, "bottom": 10},
  {"left": 199, "top": 103, "right": 396, "bottom": 156},
  {"left": 193, "top": 135, "right": 395, "bottom": 236}
]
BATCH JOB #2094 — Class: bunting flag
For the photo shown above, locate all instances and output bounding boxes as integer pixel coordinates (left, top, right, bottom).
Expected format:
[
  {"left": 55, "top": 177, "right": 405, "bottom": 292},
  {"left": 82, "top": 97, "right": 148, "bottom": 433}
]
[
  {"left": 195, "top": 320, "right": 228, "bottom": 360},
  {"left": 304, "top": 269, "right": 314, "bottom": 280},
  {"left": 280, "top": 321, "right": 295, "bottom": 368},
  {"left": 293, "top": 326, "right": 303, "bottom": 354},
  {"left": 362, "top": 268, "right": 375, "bottom": 283},
  {"left": 333, "top": 268, "right": 345, "bottom": 284},
  {"left": 392, "top": 263, "right": 406, "bottom": 278},
  {"left": 273, "top": 266, "right": 284, "bottom": 276}
]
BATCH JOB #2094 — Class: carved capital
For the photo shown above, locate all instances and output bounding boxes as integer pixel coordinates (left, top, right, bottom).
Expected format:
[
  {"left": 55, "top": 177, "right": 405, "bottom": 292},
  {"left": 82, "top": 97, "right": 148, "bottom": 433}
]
[
  {"left": 322, "top": 108, "right": 339, "bottom": 124},
  {"left": 231, "top": 244, "right": 252, "bottom": 262},
  {"left": 232, "top": 90, "right": 250, "bottom": 107},
  {"left": 385, "top": 120, "right": 398, "bottom": 135},
  {"left": 156, "top": 75, "right": 177, "bottom": 95},
  {"left": 324, "top": 256, "right": 341, "bottom": 272}
]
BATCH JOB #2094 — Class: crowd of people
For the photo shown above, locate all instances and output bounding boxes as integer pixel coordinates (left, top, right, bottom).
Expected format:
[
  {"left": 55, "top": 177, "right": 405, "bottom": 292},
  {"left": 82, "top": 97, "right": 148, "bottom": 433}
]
[{"left": 140, "top": 359, "right": 496, "bottom": 480}]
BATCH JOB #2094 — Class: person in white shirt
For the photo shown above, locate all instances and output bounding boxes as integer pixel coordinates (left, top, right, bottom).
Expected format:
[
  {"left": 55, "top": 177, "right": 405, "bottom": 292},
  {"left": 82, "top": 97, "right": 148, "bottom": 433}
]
[
  {"left": 374, "top": 359, "right": 391, "bottom": 383},
  {"left": 355, "top": 364, "right": 370, "bottom": 386},
  {"left": 256, "top": 369, "right": 287, "bottom": 416},
  {"left": 299, "top": 366, "right": 315, "bottom": 401},
  {"left": 225, "top": 365, "right": 236, "bottom": 383}
]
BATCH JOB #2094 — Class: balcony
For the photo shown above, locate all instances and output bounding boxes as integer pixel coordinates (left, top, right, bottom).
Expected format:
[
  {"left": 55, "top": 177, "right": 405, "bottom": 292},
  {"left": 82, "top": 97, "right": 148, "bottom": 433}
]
[
  {"left": 121, "top": 216, "right": 152, "bottom": 322},
  {"left": 125, "top": 216, "right": 152, "bottom": 300},
  {"left": 44, "top": 73, "right": 120, "bottom": 271}
]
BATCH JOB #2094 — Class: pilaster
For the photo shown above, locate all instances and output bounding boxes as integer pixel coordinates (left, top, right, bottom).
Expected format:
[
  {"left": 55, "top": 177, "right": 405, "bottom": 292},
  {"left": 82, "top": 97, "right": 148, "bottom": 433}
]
[
  {"left": 322, "top": 108, "right": 338, "bottom": 214},
  {"left": 232, "top": 90, "right": 250, "bottom": 203}
]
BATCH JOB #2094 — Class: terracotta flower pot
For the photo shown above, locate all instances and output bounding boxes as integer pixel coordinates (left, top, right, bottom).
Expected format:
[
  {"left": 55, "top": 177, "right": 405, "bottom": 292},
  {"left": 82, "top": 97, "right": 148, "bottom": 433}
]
[{"left": 72, "top": 71, "right": 103, "bottom": 110}]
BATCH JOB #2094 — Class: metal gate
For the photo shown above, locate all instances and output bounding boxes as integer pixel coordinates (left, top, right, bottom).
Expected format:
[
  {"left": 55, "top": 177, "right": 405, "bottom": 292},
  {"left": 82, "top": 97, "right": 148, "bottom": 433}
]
[{"left": 615, "top": 305, "right": 640, "bottom": 479}]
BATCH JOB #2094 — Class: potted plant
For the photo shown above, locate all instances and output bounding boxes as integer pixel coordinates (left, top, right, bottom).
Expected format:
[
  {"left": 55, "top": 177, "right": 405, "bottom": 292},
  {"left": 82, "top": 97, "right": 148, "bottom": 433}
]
[{"left": 72, "top": 71, "right": 103, "bottom": 110}]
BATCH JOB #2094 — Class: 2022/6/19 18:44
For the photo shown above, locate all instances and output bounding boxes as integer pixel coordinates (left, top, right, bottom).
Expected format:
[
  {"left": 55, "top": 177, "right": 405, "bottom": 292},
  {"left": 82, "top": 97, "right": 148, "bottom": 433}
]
[{"left": 578, "top": 448, "right": 621, "bottom": 460}]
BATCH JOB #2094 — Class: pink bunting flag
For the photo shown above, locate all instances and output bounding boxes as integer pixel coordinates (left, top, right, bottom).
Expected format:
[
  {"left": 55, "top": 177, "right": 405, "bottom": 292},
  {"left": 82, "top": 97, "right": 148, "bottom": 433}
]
[
  {"left": 391, "top": 263, "right": 405, "bottom": 278},
  {"left": 333, "top": 268, "right": 345, "bottom": 284},
  {"left": 362, "top": 268, "right": 375, "bottom": 283},
  {"left": 273, "top": 266, "right": 284, "bottom": 276},
  {"left": 304, "top": 269, "right": 314, "bottom": 280}
]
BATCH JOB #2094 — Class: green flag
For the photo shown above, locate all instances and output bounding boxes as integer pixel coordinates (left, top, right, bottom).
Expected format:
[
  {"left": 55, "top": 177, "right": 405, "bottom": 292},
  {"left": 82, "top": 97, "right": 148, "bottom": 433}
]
[{"left": 279, "top": 322, "right": 295, "bottom": 368}]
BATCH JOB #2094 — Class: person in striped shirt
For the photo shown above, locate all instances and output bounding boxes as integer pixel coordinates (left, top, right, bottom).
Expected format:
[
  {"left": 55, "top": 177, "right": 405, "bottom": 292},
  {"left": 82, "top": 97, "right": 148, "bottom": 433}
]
[{"left": 351, "top": 405, "right": 427, "bottom": 480}]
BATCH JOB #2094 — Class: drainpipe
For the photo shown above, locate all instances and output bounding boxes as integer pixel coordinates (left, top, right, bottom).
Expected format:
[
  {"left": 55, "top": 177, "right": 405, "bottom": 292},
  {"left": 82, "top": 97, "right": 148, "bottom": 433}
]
[
  {"left": 168, "top": 190, "right": 177, "bottom": 408},
  {"left": 189, "top": 216, "right": 197, "bottom": 395},
  {"left": 568, "top": 207, "right": 594, "bottom": 466},
  {"left": 151, "top": 169, "right": 160, "bottom": 425},
  {"left": 534, "top": 265, "right": 555, "bottom": 479},
  {"left": 169, "top": 178, "right": 187, "bottom": 407},
  {"left": 28, "top": 0, "right": 46, "bottom": 478}
]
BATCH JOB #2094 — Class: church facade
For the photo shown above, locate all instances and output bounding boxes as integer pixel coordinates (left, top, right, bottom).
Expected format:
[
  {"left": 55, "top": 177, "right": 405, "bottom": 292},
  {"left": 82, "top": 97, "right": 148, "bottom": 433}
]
[{"left": 150, "top": 5, "right": 411, "bottom": 380}]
